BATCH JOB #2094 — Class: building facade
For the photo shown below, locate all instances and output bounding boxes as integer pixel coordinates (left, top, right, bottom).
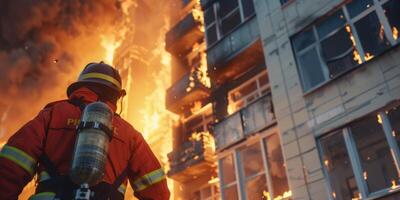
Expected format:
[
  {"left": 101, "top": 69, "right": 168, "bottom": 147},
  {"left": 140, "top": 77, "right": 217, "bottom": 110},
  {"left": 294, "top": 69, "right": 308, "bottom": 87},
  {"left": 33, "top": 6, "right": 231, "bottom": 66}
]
[
  {"left": 166, "top": 0, "right": 400, "bottom": 200},
  {"left": 253, "top": 0, "right": 400, "bottom": 200}
]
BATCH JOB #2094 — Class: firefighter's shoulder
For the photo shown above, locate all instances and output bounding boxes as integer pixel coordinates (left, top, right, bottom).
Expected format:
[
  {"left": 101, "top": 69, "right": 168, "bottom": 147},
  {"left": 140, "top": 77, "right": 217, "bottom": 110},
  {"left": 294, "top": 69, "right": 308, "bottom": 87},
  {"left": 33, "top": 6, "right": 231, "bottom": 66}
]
[
  {"left": 43, "top": 99, "right": 70, "bottom": 109},
  {"left": 113, "top": 116, "right": 142, "bottom": 138}
]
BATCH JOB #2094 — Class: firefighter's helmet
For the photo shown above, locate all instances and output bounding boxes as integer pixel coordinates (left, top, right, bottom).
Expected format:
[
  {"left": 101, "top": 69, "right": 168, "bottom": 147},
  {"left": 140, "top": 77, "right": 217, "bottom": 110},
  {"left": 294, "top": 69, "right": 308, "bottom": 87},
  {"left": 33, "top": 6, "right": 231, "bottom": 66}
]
[{"left": 67, "top": 62, "right": 125, "bottom": 98}]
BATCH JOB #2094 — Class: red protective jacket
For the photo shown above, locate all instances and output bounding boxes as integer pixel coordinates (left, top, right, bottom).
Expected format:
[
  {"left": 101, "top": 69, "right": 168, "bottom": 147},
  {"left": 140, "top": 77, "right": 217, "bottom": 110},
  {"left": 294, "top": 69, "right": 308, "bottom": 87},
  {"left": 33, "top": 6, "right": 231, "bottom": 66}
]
[{"left": 0, "top": 87, "right": 170, "bottom": 200}]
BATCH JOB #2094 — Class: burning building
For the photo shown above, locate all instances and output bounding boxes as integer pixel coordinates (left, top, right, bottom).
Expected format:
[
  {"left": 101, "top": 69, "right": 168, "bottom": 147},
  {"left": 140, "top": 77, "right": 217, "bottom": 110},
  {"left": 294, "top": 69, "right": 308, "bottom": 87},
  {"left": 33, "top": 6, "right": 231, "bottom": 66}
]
[
  {"left": 253, "top": 0, "right": 400, "bottom": 200},
  {"left": 166, "top": 0, "right": 400, "bottom": 200},
  {"left": 164, "top": 0, "right": 291, "bottom": 199}
]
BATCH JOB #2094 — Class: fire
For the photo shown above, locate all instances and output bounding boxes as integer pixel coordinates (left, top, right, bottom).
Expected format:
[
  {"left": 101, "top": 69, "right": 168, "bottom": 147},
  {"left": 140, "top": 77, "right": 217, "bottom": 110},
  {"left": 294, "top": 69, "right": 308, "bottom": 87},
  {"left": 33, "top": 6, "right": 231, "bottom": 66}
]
[
  {"left": 263, "top": 190, "right": 292, "bottom": 200},
  {"left": 189, "top": 131, "right": 216, "bottom": 152},
  {"left": 364, "top": 52, "right": 374, "bottom": 61},
  {"left": 101, "top": 34, "right": 122, "bottom": 65},
  {"left": 379, "top": 25, "right": 385, "bottom": 41},
  {"left": 192, "top": 0, "right": 205, "bottom": 32},
  {"left": 377, "top": 114, "right": 383, "bottom": 124},
  {"left": 391, "top": 180, "right": 399, "bottom": 190},
  {"left": 345, "top": 25, "right": 362, "bottom": 64},
  {"left": 393, "top": 26, "right": 399, "bottom": 41}
]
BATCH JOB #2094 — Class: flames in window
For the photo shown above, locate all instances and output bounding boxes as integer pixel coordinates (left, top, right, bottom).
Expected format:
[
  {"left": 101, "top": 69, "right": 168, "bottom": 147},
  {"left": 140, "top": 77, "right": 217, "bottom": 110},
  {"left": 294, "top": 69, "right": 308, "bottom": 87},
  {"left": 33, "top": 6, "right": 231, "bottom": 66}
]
[
  {"left": 263, "top": 190, "right": 292, "bottom": 200},
  {"left": 393, "top": 26, "right": 399, "bottom": 41},
  {"left": 345, "top": 25, "right": 362, "bottom": 64}
]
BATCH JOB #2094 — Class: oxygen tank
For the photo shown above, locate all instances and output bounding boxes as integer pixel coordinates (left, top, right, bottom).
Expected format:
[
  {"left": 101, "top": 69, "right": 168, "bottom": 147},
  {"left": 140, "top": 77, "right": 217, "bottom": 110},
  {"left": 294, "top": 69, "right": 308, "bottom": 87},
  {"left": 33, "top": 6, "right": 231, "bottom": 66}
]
[{"left": 70, "top": 102, "right": 113, "bottom": 186}]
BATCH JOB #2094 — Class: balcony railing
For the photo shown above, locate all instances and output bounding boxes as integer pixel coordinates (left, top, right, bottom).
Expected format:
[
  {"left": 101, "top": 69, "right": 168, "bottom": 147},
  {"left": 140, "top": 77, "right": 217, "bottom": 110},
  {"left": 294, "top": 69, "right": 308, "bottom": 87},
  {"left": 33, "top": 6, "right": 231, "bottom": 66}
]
[
  {"left": 206, "top": 16, "right": 264, "bottom": 85},
  {"left": 214, "top": 94, "right": 275, "bottom": 150},
  {"left": 167, "top": 132, "right": 215, "bottom": 182},
  {"left": 166, "top": 72, "right": 210, "bottom": 114},
  {"left": 165, "top": 12, "right": 203, "bottom": 54}
]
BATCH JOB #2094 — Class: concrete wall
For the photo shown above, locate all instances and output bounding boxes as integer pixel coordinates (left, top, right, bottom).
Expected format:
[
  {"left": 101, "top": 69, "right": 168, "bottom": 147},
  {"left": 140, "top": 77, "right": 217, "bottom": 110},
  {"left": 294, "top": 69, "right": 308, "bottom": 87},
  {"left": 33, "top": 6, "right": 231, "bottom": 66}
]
[{"left": 253, "top": 0, "right": 400, "bottom": 199}]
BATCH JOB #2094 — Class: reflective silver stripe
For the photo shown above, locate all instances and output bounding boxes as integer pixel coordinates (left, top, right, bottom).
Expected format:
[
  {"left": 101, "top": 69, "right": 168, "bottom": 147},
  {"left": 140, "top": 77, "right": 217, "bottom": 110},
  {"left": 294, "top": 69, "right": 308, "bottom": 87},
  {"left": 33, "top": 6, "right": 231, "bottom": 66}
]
[
  {"left": 38, "top": 171, "right": 51, "bottom": 182},
  {"left": 0, "top": 145, "right": 36, "bottom": 175},
  {"left": 132, "top": 168, "right": 166, "bottom": 191},
  {"left": 29, "top": 192, "right": 56, "bottom": 200},
  {"left": 118, "top": 183, "right": 127, "bottom": 194}
]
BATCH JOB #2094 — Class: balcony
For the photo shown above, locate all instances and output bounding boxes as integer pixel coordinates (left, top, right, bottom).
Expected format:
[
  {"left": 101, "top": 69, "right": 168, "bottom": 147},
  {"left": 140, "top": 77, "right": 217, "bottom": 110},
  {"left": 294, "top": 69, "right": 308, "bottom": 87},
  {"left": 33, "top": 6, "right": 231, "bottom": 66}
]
[
  {"left": 167, "top": 133, "right": 216, "bottom": 182},
  {"left": 206, "top": 16, "right": 264, "bottom": 85},
  {"left": 165, "top": 12, "right": 204, "bottom": 54},
  {"left": 214, "top": 94, "right": 275, "bottom": 151},
  {"left": 166, "top": 72, "right": 210, "bottom": 114}
]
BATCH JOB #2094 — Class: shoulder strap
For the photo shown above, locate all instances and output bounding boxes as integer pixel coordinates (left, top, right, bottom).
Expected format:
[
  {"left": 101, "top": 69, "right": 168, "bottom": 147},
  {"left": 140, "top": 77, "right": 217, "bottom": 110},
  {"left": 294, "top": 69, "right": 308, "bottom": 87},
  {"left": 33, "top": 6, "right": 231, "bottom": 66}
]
[
  {"left": 68, "top": 98, "right": 86, "bottom": 111},
  {"left": 113, "top": 168, "right": 128, "bottom": 188}
]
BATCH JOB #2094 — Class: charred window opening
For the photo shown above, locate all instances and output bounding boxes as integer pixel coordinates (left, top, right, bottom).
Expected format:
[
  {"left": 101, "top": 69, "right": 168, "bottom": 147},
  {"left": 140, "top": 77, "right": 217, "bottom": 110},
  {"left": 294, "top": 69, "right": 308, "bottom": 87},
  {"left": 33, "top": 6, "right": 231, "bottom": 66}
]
[
  {"left": 218, "top": 133, "right": 291, "bottom": 200},
  {"left": 354, "top": 12, "right": 391, "bottom": 58},
  {"left": 382, "top": 0, "right": 400, "bottom": 42},
  {"left": 292, "top": 0, "right": 400, "bottom": 92},
  {"left": 319, "top": 104, "right": 400, "bottom": 199},
  {"left": 203, "top": 0, "right": 255, "bottom": 46}
]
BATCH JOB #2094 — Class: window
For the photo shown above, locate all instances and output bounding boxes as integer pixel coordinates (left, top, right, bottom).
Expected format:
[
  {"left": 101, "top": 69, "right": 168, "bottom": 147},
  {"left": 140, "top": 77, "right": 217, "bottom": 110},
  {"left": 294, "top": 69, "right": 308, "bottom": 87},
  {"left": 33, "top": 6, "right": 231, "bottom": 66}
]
[
  {"left": 218, "top": 132, "right": 291, "bottom": 200},
  {"left": 204, "top": 0, "right": 256, "bottom": 46},
  {"left": 292, "top": 0, "right": 400, "bottom": 91},
  {"left": 319, "top": 104, "right": 400, "bottom": 199},
  {"left": 193, "top": 183, "right": 221, "bottom": 200},
  {"left": 183, "top": 104, "right": 213, "bottom": 141},
  {"left": 228, "top": 71, "right": 270, "bottom": 114}
]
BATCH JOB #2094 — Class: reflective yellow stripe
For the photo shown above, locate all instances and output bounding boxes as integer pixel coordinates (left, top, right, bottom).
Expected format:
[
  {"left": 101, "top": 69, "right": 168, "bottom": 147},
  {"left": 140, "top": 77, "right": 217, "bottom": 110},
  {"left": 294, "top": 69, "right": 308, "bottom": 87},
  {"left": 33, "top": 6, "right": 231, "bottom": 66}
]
[
  {"left": 0, "top": 145, "right": 36, "bottom": 175},
  {"left": 118, "top": 183, "right": 127, "bottom": 194},
  {"left": 132, "top": 168, "right": 166, "bottom": 191},
  {"left": 29, "top": 192, "right": 56, "bottom": 200},
  {"left": 39, "top": 171, "right": 51, "bottom": 182},
  {"left": 79, "top": 72, "right": 121, "bottom": 88}
]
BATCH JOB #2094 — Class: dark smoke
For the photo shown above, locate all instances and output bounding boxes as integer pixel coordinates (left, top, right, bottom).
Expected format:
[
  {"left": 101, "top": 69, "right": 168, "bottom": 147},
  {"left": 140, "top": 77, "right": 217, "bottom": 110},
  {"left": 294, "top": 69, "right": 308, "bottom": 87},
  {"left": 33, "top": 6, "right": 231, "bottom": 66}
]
[{"left": 0, "top": 0, "right": 125, "bottom": 138}]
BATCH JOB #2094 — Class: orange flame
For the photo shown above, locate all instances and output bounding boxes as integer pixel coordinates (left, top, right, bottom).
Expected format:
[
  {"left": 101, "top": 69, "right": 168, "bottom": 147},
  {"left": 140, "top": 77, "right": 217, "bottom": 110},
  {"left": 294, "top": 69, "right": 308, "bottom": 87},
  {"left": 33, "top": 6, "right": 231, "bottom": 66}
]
[
  {"left": 192, "top": 0, "right": 205, "bottom": 32},
  {"left": 364, "top": 52, "right": 374, "bottom": 61},
  {"left": 393, "top": 26, "right": 399, "bottom": 41},
  {"left": 346, "top": 25, "right": 362, "bottom": 64}
]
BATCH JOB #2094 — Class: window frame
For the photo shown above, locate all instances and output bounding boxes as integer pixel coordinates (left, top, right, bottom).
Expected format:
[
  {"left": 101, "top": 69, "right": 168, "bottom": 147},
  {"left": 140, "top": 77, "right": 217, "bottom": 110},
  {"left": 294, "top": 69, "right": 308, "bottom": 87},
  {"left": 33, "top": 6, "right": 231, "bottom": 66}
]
[
  {"left": 227, "top": 71, "right": 270, "bottom": 114},
  {"left": 204, "top": 0, "right": 256, "bottom": 47},
  {"left": 293, "top": 0, "right": 399, "bottom": 93},
  {"left": 318, "top": 107, "right": 400, "bottom": 200},
  {"left": 218, "top": 129, "right": 290, "bottom": 200}
]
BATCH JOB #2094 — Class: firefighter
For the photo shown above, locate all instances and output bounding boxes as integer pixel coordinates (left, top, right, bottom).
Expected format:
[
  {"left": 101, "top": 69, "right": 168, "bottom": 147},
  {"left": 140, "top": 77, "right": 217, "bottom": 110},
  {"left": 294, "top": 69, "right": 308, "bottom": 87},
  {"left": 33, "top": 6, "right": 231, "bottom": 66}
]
[{"left": 0, "top": 62, "right": 170, "bottom": 200}]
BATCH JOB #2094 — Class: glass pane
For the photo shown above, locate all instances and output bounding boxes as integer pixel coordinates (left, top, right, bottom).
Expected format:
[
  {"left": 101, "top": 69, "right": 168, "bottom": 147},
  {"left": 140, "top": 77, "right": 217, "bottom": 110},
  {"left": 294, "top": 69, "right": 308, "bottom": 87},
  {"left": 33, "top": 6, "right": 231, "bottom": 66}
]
[
  {"left": 219, "top": 0, "right": 239, "bottom": 17},
  {"left": 383, "top": 0, "right": 400, "bottom": 42},
  {"left": 205, "top": 7, "right": 215, "bottom": 25},
  {"left": 239, "top": 143, "right": 264, "bottom": 177},
  {"left": 242, "top": 96, "right": 274, "bottom": 135},
  {"left": 231, "top": 81, "right": 257, "bottom": 102},
  {"left": 241, "top": 0, "right": 255, "bottom": 18},
  {"left": 265, "top": 134, "right": 290, "bottom": 199},
  {"left": 317, "top": 9, "right": 346, "bottom": 39},
  {"left": 245, "top": 175, "right": 268, "bottom": 200},
  {"left": 354, "top": 12, "right": 391, "bottom": 59},
  {"left": 220, "top": 155, "right": 236, "bottom": 185},
  {"left": 347, "top": 0, "right": 374, "bottom": 18},
  {"left": 320, "top": 131, "right": 358, "bottom": 200},
  {"left": 223, "top": 185, "right": 238, "bottom": 200},
  {"left": 221, "top": 10, "right": 241, "bottom": 35},
  {"left": 387, "top": 106, "right": 400, "bottom": 157},
  {"left": 320, "top": 27, "right": 358, "bottom": 77},
  {"left": 280, "top": 0, "right": 290, "bottom": 6},
  {"left": 297, "top": 48, "right": 326, "bottom": 90},
  {"left": 292, "top": 29, "right": 316, "bottom": 51},
  {"left": 206, "top": 24, "right": 218, "bottom": 46},
  {"left": 350, "top": 115, "right": 399, "bottom": 193}
]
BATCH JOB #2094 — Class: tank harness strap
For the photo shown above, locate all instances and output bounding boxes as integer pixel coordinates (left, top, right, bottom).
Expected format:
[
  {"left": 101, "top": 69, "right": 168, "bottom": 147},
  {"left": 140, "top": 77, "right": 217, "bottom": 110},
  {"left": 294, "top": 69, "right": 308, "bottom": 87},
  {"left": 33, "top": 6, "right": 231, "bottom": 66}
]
[
  {"left": 68, "top": 98, "right": 86, "bottom": 111},
  {"left": 113, "top": 168, "right": 128, "bottom": 189}
]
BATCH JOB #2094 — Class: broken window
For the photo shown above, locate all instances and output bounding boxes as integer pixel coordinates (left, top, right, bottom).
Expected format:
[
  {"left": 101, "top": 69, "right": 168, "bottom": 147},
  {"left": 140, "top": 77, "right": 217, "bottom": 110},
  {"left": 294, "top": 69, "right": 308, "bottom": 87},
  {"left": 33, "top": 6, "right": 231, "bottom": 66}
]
[
  {"left": 217, "top": 133, "right": 291, "bottom": 200},
  {"left": 354, "top": 12, "right": 390, "bottom": 59},
  {"left": 203, "top": 0, "right": 256, "bottom": 46},
  {"left": 220, "top": 155, "right": 239, "bottom": 200},
  {"left": 350, "top": 115, "right": 399, "bottom": 193},
  {"left": 238, "top": 143, "right": 268, "bottom": 199},
  {"left": 292, "top": 0, "right": 399, "bottom": 92},
  {"left": 382, "top": 0, "right": 400, "bottom": 42},
  {"left": 264, "top": 134, "right": 290, "bottom": 199},
  {"left": 319, "top": 104, "right": 400, "bottom": 199}
]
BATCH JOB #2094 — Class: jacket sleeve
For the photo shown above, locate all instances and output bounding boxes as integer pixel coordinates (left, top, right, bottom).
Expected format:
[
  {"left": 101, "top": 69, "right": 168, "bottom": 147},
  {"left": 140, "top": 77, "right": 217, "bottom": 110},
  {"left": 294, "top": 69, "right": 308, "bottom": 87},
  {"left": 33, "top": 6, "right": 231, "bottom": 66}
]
[
  {"left": 0, "top": 108, "right": 51, "bottom": 200},
  {"left": 127, "top": 129, "right": 170, "bottom": 200}
]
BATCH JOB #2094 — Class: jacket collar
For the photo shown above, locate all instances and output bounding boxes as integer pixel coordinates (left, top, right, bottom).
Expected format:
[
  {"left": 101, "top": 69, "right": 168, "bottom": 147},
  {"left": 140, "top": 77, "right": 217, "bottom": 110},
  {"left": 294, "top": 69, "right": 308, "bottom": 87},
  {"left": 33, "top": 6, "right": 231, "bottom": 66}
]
[{"left": 68, "top": 87, "right": 117, "bottom": 112}]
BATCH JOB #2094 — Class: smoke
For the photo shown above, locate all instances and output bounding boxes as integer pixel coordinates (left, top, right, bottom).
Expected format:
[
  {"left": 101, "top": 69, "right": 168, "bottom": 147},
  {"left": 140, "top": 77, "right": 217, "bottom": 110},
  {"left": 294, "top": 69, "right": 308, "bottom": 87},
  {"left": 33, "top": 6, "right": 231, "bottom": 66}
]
[{"left": 0, "top": 0, "right": 126, "bottom": 138}]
